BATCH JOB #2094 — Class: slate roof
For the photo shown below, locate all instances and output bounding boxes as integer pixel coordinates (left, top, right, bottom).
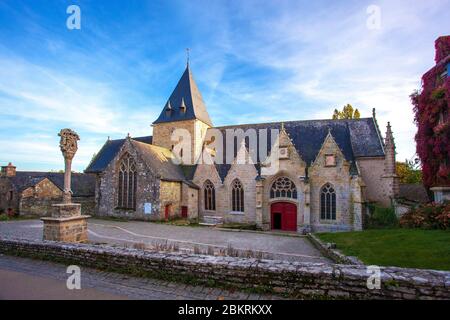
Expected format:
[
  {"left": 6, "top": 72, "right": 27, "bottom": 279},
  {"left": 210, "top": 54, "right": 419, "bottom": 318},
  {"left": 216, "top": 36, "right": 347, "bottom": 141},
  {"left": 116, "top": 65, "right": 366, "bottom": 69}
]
[
  {"left": 85, "top": 136, "right": 152, "bottom": 173},
  {"left": 398, "top": 184, "right": 430, "bottom": 204},
  {"left": 129, "top": 140, "right": 187, "bottom": 182},
  {"left": 153, "top": 66, "right": 213, "bottom": 126},
  {"left": 210, "top": 118, "right": 384, "bottom": 180},
  {"left": 8, "top": 172, "right": 95, "bottom": 197}
]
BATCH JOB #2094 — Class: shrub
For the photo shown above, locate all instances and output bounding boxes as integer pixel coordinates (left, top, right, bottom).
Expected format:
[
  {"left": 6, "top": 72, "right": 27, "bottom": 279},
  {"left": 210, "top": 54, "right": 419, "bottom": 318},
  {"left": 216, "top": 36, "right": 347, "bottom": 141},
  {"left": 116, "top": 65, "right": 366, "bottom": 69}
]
[
  {"left": 0, "top": 214, "right": 9, "bottom": 221},
  {"left": 366, "top": 204, "right": 398, "bottom": 228},
  {"left": 400, "top": 202, "right": 450, "bottom": 230}
]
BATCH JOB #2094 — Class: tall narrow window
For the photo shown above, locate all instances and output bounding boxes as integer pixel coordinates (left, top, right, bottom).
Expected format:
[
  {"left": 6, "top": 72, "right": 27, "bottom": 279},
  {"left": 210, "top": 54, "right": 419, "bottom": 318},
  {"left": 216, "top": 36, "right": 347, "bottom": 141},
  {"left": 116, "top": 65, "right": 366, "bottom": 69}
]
[
  {"left": 320, "top": 183, "right": 336, "bottom": 220},
  {"left": 204, "top": 180, "right": 215, "bottom": 211},
  {"left": 270, "top": 177, "right": 297, "bottom": 199},
  {"left": 231, "top": 179, "right": 244, "bottom": 212},
  {"left": 118, "top": 154, "right": 137, "bottom": 210}
]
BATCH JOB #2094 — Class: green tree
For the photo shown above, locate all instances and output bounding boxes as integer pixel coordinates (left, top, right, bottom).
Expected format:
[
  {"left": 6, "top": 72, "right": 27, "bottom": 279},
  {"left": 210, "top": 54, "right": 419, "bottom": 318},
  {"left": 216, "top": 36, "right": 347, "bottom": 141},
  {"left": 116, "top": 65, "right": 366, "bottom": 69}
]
[
  {"left": 332, "top": 104, "right": 361, "bottom": 119},
  {"left": 396, "top": 159, "right": 422, "bottom": 184}
]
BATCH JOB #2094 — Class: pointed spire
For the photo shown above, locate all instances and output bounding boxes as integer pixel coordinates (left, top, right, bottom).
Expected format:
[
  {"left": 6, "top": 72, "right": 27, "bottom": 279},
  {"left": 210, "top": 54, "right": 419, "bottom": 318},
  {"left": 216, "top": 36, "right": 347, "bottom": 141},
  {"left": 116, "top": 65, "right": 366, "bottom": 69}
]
[
  {"left": 153, "top": 65, "right": 213, "bottom": 126},
  {"left": 385, "top": 122, "right": 394, "bottom": 146},
  {"left": 384, "top": 122, "right": 396, "bottom": 175}
]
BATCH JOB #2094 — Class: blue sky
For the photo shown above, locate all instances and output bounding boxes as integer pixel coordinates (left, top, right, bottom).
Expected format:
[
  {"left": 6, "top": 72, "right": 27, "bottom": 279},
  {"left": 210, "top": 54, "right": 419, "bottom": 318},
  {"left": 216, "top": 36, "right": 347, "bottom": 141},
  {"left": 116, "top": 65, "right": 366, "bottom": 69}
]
[{"left": 0, "top": 0, "right": 449, "bottom": 172}]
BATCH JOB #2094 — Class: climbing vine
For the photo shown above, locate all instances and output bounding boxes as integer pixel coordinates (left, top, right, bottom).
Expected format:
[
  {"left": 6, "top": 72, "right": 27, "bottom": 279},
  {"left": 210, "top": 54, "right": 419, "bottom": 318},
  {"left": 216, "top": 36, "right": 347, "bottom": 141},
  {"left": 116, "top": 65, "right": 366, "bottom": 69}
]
[{"left": 411, "top": 36, "right": 450, "bottom": 188}]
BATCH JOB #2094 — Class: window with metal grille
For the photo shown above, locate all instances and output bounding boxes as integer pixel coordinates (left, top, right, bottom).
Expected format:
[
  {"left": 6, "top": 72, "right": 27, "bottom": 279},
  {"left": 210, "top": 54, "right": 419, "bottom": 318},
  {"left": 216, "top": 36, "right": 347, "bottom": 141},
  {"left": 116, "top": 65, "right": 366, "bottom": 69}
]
[
  {"left": 270, "top": 177, "right": 297, "bottom": 199},
  {"left": 231, "top": 179, "right": 244, "bottom": 212},
  {"left": 320, "top": 183, "right": 336, "bottom": 220},
  {"left": 117, "top": 154, "right": 137, "bottom": 210},
  {"left": 204, "top": 180, "right": 215, "bottom": 211}
]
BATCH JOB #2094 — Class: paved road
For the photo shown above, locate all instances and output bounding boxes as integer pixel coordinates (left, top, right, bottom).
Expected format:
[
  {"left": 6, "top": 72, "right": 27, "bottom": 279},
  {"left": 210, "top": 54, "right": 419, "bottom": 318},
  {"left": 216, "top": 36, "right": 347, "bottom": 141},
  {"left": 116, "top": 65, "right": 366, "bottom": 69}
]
[
  {"left": 0, "top": 255, "right": 281, "bottom": 300},
  {"left": 0, "top": 219, "right": 329, "bottom": 263}
]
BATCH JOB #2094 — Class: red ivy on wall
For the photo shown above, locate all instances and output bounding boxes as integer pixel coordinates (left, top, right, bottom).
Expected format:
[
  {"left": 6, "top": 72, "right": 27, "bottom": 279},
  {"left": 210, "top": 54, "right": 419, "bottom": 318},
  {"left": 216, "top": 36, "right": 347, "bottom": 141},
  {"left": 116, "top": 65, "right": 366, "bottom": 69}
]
[{"left": 411, "top": 36, "right": 450, "bottom": 188}]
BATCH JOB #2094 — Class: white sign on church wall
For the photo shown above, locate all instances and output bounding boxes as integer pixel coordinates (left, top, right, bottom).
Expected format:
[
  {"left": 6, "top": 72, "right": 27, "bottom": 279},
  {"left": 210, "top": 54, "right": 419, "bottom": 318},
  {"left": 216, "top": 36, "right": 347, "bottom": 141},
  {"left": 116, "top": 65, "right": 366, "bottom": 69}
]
[{"left": 144, "top": 203, "right": 152, "bottom": 215}]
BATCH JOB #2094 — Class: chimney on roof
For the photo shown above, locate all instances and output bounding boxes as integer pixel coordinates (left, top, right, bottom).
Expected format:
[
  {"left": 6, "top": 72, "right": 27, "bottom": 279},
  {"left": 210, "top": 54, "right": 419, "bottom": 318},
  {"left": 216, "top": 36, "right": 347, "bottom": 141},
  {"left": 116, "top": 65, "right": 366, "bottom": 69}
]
[{"left": 1, "top": 162, "right": 16, "bottom": 177}]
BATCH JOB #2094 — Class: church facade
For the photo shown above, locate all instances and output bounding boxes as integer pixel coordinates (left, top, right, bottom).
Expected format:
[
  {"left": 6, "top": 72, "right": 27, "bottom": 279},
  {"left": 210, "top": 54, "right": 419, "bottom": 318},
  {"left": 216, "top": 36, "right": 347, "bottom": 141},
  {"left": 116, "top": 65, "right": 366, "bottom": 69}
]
[{"left": 86, "top": 65, "right": 399, "bottom": 233}]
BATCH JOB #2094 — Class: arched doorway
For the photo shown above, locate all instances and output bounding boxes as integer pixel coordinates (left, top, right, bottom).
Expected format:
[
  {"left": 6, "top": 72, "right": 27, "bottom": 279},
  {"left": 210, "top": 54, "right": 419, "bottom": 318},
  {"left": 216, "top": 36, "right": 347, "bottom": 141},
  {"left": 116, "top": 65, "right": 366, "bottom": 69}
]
[{"left": 270, "top": 202, "right": 297, "bottom": 231}]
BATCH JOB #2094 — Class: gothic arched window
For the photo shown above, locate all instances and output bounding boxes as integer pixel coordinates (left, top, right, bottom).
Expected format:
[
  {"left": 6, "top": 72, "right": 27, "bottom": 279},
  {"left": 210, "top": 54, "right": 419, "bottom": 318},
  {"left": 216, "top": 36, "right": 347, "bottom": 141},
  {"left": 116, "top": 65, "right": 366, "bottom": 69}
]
[
  {"left": 231, "top": 179, "right": 244, "bottom": 212},
  {"left": 320, "top": 183, "right": 336, "bottom": 220},
  {"left": 204, "top": 180, "right": 215, "bottom": 211},
  {"left": 118, "top": 154, "right": 137, "bottom": 210},
  {"left": 270, "top": 177, "right": 297, "bottom": 199}
]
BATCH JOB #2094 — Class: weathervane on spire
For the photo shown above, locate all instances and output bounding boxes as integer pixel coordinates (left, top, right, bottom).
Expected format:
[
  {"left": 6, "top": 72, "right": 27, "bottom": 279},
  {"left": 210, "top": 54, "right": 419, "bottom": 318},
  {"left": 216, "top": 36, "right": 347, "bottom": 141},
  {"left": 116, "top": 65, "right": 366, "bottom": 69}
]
[{"left": 186, "top": 48, "right": 190, "bottom": 66}]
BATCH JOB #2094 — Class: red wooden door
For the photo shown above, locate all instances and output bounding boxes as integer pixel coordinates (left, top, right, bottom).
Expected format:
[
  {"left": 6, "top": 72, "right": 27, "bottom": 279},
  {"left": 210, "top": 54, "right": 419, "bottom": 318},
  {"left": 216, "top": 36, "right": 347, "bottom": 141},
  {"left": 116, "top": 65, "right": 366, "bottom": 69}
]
[
  {"left": 165, "top": 205, "right": 170, "bottom": 220},
  {"left": 271, "top": 202, "right": 297, "bottom": 231},
  {"left": 181, "top": 206, "right": 188, "bottom": 218}
]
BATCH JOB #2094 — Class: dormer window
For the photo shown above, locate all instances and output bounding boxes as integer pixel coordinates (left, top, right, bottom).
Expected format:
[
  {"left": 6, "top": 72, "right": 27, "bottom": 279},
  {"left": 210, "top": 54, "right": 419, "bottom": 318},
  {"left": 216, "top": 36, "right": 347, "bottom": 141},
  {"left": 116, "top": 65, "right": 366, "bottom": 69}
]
[
  {"left": 180, "top": 98, "right": 187, "bottom": 113},
  {"left": 165, "top": 101, "right": 172, "bottom": 116},
  {"left": 325, "top": 154, "right": 336, "bottom": 167}
]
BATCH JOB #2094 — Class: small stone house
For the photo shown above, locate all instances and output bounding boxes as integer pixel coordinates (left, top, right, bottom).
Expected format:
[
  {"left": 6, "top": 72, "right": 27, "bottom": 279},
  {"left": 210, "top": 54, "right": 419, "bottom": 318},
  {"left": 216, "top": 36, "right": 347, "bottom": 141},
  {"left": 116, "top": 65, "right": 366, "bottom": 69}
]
[
  {"left": 394, "top": 183, "right": 430, "bottom": 216},
  {"left": 86, "top": 65, "right": 399, "bottom": 233},
  {"left": 0, "top": 163, "right": 95, "bottom": 216}
]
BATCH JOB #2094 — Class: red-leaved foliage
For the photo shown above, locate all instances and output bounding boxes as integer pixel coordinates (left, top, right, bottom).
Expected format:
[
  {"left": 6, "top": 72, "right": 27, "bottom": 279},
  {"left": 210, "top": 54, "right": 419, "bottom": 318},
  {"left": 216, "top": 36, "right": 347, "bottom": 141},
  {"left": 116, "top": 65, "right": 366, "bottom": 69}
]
[
  {"left": 411, "top": 36, "right": 450, "bottom": 188},
  {"left": 400, "top": 202, "right": 450, "bottom": 230}
]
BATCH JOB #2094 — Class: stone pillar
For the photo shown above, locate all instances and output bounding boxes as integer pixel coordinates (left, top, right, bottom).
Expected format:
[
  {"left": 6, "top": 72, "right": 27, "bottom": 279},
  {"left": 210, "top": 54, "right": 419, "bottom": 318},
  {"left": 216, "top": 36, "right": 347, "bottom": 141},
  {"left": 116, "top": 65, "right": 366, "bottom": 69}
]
[
  {"left": 382, "top": 122, "right": 400, "bottom": 204},
  {"left": 255, "top": 176, "right": 265, "bottom": 230},
  {"left": 302, "top": 180, "right": 311, "bottom": 233},
  {"left": 41, "top": 129, "right": 90, "bottom": 243},
  {"left": 350, "top": 176, "right": 364, "bottom": 231}
]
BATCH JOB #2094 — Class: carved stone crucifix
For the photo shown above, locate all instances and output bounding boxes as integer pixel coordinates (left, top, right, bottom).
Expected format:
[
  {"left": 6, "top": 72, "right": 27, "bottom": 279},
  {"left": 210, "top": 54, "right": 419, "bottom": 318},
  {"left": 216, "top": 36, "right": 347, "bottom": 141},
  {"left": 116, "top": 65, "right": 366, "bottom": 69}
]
[{"left": 58, "top": 128, "right": 80, "bottom": 204}]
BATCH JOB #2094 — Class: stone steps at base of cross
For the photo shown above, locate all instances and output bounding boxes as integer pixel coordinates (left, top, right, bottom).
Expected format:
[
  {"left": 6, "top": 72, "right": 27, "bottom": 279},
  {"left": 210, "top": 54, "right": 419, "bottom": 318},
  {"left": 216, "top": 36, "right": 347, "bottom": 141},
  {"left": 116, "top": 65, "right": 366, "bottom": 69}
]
[{"left": 199, "top": 215, "right": 224, "bottom": 226}]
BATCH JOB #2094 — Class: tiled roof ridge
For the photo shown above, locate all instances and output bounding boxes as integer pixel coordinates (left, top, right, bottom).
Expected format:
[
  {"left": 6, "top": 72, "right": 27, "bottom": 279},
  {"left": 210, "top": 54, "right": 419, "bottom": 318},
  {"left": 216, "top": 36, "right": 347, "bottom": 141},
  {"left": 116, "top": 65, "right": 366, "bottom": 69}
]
[{"left": 213, "top": 117, "right": 373, "bottom": 129}]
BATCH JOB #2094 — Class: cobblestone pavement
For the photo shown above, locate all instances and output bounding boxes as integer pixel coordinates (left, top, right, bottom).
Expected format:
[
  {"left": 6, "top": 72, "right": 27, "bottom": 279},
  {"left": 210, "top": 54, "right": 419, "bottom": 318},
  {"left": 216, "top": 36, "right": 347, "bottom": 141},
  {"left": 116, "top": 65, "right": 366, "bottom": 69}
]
[
  {"left": 0, "top": 254, "right": 284, "bottom": 300},
  {"left": 0, "top": 219, "right": 330, "bottom": 263}
]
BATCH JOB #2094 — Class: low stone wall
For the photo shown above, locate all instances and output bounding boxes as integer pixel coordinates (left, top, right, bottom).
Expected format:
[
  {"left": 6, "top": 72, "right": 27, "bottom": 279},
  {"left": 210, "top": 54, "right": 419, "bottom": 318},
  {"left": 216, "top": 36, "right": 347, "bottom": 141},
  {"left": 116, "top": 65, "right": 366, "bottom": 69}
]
[{"left": 0, "top": 238, "right": 448, "bottom": 300}]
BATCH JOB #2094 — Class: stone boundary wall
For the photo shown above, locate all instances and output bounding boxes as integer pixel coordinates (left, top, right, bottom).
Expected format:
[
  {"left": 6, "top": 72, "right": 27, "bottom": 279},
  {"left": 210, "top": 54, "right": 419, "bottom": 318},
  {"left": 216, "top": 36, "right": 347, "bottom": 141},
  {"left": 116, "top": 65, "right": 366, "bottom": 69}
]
[
  {"left": 307, "top": 233, "right": 364, "bottom": 265},
  {"left": 0, "top": 238, "right": 449, "bottom": 300}
]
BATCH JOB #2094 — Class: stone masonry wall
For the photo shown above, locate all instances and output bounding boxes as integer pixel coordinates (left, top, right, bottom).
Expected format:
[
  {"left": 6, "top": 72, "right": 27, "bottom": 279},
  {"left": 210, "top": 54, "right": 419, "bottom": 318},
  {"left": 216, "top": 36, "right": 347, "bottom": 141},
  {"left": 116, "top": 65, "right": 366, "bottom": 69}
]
[
  {"left": 181, "top": 183, "right": 199, "bottom": 220},
  {"left": 159, "top": 180, "right": 182, "bottom": 219},
  {"left": 152, "top": 119, "right": 210, "bottom": 165},
  {"left": 222, "top": 160, "right": 258, "bottom": 224},
  {"left": 309, "top": 134, "right": 353, "bottom": 232},
  {"left": 261, "top": 129, "right": 307, "bottom": 231},
  {"left": 96, "top": 139, "right": 160, "bottom": 220},
  {"left": 358, "top": 157, "right": 392, "bottom": 207},
  {"left": 0, "top": 238, "right": 448, "bottom": 300},
  {"left": 0, "top": 178, "right": 18, "bottom": 215}
]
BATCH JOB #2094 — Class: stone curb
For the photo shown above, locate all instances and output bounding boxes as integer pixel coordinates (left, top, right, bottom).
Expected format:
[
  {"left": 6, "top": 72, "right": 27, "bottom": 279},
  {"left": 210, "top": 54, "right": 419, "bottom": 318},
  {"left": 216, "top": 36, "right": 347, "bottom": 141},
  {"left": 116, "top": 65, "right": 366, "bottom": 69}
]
[
  {"left": 214, "top": 227, "right": 306, "bottom": 238},
  {"left": 307, "top": 233, "right": 365, "bottom": 265}
]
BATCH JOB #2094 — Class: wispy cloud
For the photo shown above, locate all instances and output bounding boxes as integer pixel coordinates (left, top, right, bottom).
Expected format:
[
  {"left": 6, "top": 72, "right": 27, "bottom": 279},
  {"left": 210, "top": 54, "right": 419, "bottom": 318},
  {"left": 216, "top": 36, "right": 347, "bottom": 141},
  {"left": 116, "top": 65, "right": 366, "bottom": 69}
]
[{"left": 0, "top": 0, "right": 449, "bottom": 171}]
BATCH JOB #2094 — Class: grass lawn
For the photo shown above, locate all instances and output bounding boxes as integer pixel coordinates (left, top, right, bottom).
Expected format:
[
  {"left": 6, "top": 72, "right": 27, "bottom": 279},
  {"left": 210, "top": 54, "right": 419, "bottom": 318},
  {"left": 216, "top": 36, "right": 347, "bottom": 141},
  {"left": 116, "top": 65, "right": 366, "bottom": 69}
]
[{"left": 316, "top": 228, "right": 450, "bottom": 271}]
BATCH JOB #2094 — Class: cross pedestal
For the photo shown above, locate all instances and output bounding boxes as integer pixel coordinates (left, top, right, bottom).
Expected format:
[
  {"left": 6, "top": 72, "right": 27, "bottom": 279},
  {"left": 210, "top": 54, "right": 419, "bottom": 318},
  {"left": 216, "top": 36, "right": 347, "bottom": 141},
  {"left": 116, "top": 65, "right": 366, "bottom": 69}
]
[{"left": 41, "top": 203, "right": 90, "bottom": 243}]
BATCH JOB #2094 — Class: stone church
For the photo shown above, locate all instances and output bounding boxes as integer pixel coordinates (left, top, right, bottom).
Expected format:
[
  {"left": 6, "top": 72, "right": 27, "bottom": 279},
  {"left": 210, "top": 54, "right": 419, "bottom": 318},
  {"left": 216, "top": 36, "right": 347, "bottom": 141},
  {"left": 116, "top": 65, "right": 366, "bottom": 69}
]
[{"left": 86, "top": 65, "right": 398, "bottom": 233}]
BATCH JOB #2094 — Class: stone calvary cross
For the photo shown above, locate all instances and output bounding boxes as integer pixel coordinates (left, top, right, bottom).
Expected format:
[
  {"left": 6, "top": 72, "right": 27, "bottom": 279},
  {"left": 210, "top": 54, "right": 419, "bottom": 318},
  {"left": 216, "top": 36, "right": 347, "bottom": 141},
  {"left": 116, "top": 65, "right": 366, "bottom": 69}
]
[
  {"left": 41, "top": 128, "right": 90, "bottom": 243},
  {"left": 58, "top": 128, "right": 80, "bottom": 204}
]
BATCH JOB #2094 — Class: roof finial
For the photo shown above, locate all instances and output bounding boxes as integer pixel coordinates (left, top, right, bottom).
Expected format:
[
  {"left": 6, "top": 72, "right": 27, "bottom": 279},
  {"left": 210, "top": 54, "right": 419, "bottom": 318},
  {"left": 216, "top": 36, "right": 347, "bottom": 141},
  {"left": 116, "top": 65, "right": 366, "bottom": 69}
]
[
  {"left": 186, "top": 48, "right": 190, "bottom": 67},
  {"left": 281, "top": 122, "right": 285, "bottom": 131},
  {"left": 372, "top": 108, "right": 376, "bottom": 118}
]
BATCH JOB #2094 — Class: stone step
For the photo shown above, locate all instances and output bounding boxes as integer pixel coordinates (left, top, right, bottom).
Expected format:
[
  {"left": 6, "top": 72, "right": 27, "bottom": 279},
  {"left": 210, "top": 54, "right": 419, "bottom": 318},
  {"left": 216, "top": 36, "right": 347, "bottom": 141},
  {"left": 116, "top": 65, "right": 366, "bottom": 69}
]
[{"left": 200, "top": 215, "right": 223, "bottom": 226}]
